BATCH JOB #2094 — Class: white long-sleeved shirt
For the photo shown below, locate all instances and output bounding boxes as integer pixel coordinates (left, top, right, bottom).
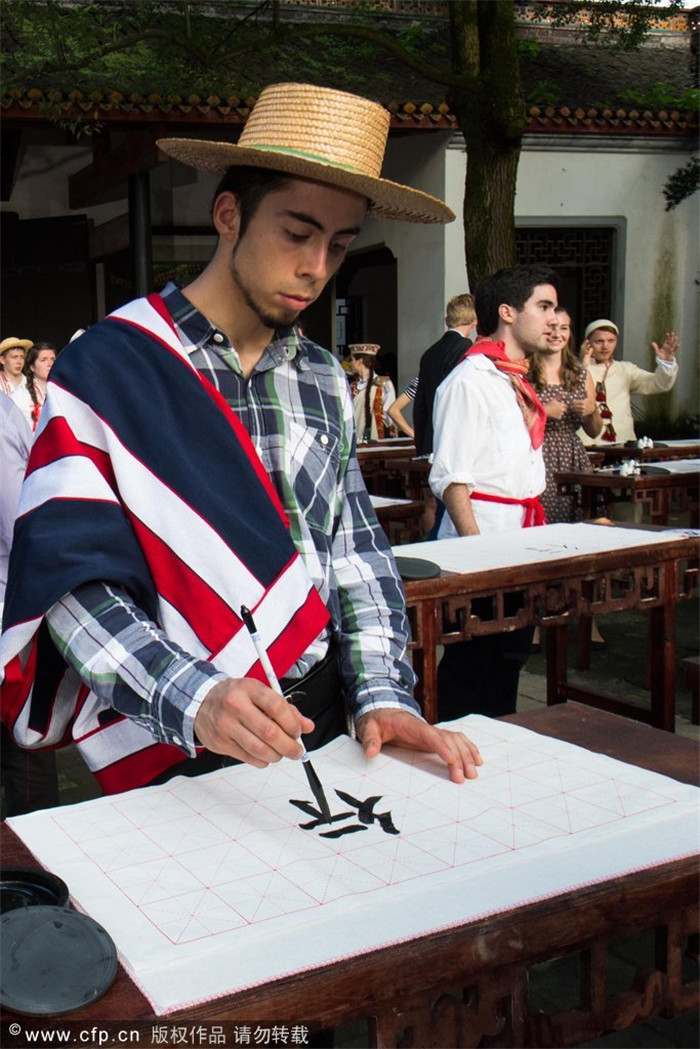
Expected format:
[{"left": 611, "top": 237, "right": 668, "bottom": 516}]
[
  {"left": 430, "top": 354, "right": 545, "bottom": 537},
  {"left": 580, "top": 357, "right": 678, "bottom": 446}
]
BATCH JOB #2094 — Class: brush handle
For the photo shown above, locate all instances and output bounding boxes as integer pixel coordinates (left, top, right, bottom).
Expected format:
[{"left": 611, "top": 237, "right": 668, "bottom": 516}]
[{"left": 240, "top": 605, "right": 309, "bottom": 759}]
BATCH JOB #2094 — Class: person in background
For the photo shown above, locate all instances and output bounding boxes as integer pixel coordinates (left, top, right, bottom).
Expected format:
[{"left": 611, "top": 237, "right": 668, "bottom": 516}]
[
  {"left": 0, "top": 395, "right": 59, "bottom": 816},
  {"left": 24, "top": 341, "right": 57, "bottom": 431},
  {"left": 413, "top": 294, "right": 477, "bottom": 538},
  {"left": 412, "top": 293, "right": 477, "bottom": 458},
  {"left": 579, "top": 320, "right": 679, "bottom": 445},
  {"left": 387, "top": 375, "right": 418, "bottom": 438},
  {"left": 348, "top": 343, "right": 397, "bottom": 442},
  {"left": 430, "top": 265, "right": 558, "bottom": 721},
  {"left": 0, "top": 337, "right": 33, "bottom": 422},
  {"left": 531, "top": 308, "right": 602, "bottom": 523},
  {"left": 1, "top": 82, "right": 481, "bottom": 797},
  {"left": 530, "top": 307, "right": 606, "bottom": 649}
]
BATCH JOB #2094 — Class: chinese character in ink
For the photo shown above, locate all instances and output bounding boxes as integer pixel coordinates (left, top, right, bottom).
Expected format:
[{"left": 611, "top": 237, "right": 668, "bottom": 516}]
[{"left": 290, "top": 789, "right": 399, "bottom": 837}]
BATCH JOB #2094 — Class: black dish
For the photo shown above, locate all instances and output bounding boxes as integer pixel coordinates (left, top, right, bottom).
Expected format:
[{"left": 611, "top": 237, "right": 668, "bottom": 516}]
[
  {"left": 0, "top": 868, "right": 70, "bottom": 914},
  {"left": 0, "top": 905, "right": 118, "bottom": 1016},
  {"left": 394, "top": 556, "right": 442, "bottom": 581}
]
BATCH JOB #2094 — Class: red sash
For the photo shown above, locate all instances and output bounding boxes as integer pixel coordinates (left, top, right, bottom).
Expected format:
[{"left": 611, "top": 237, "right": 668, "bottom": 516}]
[{"left": 470, "top": 491, "right": 546, "bottom": 528}]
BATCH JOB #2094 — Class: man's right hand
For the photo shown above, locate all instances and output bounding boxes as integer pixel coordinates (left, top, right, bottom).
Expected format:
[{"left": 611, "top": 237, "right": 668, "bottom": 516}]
[{"left": 194, "top": 678, "right": 314, "bottom": 767}]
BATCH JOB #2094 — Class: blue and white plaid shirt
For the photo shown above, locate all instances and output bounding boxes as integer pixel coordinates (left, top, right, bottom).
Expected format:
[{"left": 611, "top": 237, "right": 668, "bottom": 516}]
[{"left": 46, "top": 284, "right": 418, "bottom": 756}]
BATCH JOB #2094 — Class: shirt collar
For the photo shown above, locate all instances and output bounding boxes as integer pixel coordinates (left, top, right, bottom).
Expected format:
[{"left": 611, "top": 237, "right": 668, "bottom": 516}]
[{"left": 159, "top": 282, "right": 309, "bottom": 371}]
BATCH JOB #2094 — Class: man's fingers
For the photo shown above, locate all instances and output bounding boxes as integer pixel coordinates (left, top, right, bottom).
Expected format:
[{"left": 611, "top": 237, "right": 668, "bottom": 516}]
[
  {"left": 194, "top": 678, "right": 314, "bottom": 766},
  {"left": 356, "top": 710, "right": 483, "bottom": 783}
]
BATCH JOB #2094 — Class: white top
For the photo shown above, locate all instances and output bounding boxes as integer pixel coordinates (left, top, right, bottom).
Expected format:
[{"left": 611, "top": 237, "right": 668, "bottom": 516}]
[
  {"left": 6, "top": 376, "right": 34, "bottom": 426},
  {"left": 0, "top": 395, "right": 32, "bottom": 610},
  {"left": 430, "top": 355, "right": 545, "bottom": 537},
  {"left": 580, "top": 357, "right": 678, "bottom": 446}
]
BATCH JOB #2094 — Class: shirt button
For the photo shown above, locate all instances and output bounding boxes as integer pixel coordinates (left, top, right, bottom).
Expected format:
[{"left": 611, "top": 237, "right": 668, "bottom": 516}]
[
  {"left": 213, "top": 332, "right": 224, "bottom": 344},
  {"left": 320, "top": 434, "right": 329, "bottom": 446},
  {"left": 171, "top": 735, "right": 182, "bottom": 747}
]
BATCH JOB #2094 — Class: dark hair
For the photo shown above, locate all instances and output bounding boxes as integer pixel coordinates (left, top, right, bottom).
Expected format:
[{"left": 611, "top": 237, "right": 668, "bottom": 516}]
[
  {"left": 475, "top": 265, "right": 560, "bottom": 336},
  {"left": 211, "top": 166, "right": 291, "bottom": 238},
  {"left": 25, "top": 341, "right": 56, "bottom": 407}
]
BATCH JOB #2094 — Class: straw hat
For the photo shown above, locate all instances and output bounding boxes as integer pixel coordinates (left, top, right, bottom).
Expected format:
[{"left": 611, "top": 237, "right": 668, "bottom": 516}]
[
  {"left": 348, "top": 344, "right": 380, "bottom": 356},
  {"left": 0, "top": 337, "right": 33, "bottom": 355},
  {"left": 584, "top": 319, "right": 619, "bottom": 339},
  {"left": 157, "top": 83, "right": 454, "bottom": 225}
]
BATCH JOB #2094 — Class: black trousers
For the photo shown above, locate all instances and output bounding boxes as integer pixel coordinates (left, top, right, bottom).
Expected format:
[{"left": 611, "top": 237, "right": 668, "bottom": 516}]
[
  {"left": 151, "top": 644, "right": 346, "bottom": 785},
  {"left": 437, "top": 597, "right": 534, "bottom": 722},
  {"left": 1, "top": 724, "right": 60, "bottom": 818}
]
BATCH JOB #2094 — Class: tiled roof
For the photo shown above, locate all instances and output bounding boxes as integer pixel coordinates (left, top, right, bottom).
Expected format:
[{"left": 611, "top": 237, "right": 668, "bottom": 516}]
[{"left": 1, "top": 89, "right": 696, "bottom": 138}]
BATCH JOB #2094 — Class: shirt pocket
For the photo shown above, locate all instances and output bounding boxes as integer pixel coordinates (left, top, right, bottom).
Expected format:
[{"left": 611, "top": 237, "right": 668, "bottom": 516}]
[{"left": 260, "top": 420, "right": 341, "bottom": 536}]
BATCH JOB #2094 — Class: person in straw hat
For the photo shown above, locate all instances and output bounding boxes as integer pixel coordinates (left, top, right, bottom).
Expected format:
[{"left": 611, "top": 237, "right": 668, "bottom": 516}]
[
  {"left": 1, "top": 83, "right": 482, "bottom": 796},
  {"left": 0, "top": 337, "right": 34, "bottom": 422},
  {"left": 347, "top": 343, "right": 397, "bottom": 442}
]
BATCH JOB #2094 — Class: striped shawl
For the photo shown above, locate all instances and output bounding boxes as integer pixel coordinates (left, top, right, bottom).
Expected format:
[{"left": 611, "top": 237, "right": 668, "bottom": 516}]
[{"left": 0, "top": 294, "right": 330, "bottom": 792}]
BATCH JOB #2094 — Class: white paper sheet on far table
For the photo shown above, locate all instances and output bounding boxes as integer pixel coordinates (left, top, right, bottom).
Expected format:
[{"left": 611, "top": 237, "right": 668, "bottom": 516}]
[
  {"left": 8, "top": 716, "right": 699, "bottom": 1015},
  {"left": 392, "top": 521, "right": 687, "bottom": 574}
]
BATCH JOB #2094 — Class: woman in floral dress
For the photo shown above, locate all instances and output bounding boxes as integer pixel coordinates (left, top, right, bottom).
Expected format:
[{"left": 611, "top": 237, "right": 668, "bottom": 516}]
[
  {"left": 531, "top": 308, "right": 602, "bottom": 523},
  {"left": 531, "top": 308, "right": 607, "bottom": 648}
]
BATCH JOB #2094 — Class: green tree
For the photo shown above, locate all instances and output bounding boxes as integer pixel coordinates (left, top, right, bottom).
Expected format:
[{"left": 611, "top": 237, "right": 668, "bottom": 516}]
[{"left": 1, "top": 0, "right": 688, "bottom": 286}]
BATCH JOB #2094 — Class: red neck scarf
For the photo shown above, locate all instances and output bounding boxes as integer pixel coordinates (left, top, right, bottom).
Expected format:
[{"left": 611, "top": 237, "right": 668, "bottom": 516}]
[{"left": 464, "top": 339, "right": 546, "bottom": 450}]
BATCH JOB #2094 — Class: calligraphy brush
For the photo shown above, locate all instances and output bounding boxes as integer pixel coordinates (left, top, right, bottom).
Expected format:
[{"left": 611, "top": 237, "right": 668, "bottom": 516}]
[{"left": 240, "top": 605, "right": 333, "bottom": 823}]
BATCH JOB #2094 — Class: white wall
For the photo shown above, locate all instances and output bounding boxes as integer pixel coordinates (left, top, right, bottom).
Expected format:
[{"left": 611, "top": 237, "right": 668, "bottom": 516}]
[{"left": 349, "top": 131, "right": 455, "bottom": 395}]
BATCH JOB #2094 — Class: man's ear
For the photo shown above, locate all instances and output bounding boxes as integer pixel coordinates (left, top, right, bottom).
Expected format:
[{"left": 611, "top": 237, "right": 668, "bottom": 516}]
[
  {"left": 498, "top": 302, "right": 517, "bottom": 326},
  {"left": 212, "top": 191, "right": 241, "bottom": 243}
]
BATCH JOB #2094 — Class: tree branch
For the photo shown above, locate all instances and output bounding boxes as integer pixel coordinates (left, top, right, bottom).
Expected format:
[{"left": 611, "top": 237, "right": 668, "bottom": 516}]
[
  {"left": 2, "top": 28, "right": 212, "bottom": 90},
  {"left": 254, "top": 21, "right": 470, "bottom": 91}
]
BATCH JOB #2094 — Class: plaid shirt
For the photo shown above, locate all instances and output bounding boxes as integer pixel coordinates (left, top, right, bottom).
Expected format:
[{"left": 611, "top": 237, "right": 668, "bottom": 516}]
[{"left": 46, "top": 284, "right": 418, "bottom": 756}]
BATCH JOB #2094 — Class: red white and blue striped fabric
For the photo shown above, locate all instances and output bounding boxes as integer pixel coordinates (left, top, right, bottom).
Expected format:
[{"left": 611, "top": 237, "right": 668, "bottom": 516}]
[{"left": 0, "top": 294, "right": 330, "bottom": 792}]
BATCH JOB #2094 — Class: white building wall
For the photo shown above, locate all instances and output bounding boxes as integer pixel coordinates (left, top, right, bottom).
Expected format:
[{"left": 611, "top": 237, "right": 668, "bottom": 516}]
[{"left": 351, "top": 131, "right": 455, "bottom": 395}]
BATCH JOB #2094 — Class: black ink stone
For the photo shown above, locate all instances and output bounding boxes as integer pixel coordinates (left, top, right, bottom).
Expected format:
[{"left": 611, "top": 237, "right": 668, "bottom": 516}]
[
  {"left": 0, "top": 905, "right": 118, "bottom": 1016},
  {"left": 394, "top": 556, "right": 441, "bottom": 581},
  {"left": 0, "top": 868, "right": 70, "bottom": 914}
]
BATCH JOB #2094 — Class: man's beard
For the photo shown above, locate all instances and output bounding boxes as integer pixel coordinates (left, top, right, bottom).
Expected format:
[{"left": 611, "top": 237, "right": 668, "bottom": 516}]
[{"left": 229, "top": 248, "right": 301, "bottom": 331}]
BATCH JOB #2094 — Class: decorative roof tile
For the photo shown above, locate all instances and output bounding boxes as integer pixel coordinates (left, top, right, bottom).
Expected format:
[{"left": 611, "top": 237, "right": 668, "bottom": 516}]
[{"left": 1, "top": 90, "right": 694, "bottom": 137}]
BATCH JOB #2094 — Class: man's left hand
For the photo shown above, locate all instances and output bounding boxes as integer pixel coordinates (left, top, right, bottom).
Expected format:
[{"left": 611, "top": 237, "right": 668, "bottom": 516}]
[
  {"left": 653, "top": 332, "right": 678, "bottom": 361},
  {"left": 355, "top": 709, "right": 483, "bottom": 784}
]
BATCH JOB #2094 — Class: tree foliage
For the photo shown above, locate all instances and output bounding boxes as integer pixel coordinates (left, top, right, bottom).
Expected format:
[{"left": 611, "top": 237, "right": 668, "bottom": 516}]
[
  {"left": 663, "top": 156, "right": 700, "bottom": 211},
  {"left": 1, "top": 0, "right": 691, "bottom": 283}
]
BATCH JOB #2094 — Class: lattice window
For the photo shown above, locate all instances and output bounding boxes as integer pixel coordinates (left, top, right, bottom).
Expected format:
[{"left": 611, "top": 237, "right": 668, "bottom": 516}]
[{"left": 516, "top": 226, "right": 615, "bottom": 339}]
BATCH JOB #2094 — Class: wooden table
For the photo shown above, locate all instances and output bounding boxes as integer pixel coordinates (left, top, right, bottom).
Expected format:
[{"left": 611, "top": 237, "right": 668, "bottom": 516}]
[
  {"left": 357, "top": 442, "right": 418, "bottom": 496},
  {"left": 1, "top": 705, "right": 697, "bottom": 1048},
  {"left": 399, "top": 529, "right": 698, "bottom": 732},
  {"left": 586, "top": 441, "right": 699, "bottom": 467},
  {"left": 370, "top": 495, "right": 425, "bottom": 544},
  {"left": 555, "top": 465, "right": 699, "bottom": 527}
]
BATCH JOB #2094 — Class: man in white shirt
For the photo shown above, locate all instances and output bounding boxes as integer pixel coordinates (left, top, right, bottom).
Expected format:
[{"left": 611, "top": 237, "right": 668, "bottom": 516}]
[{"left": 430, "top": 265, "right": 558, "bottom": 720}]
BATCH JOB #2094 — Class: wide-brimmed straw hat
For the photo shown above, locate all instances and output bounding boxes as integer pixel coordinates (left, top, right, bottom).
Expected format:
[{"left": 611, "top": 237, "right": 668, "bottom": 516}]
[
  {"left": 0, "top": 337, "right": 33, "bottom": 355},
  {"left": 348, "top": 344, "right": 380, "bottom": 356},
  {"left": 157, "top": 83, "right": 454, "bottom": 225}
]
